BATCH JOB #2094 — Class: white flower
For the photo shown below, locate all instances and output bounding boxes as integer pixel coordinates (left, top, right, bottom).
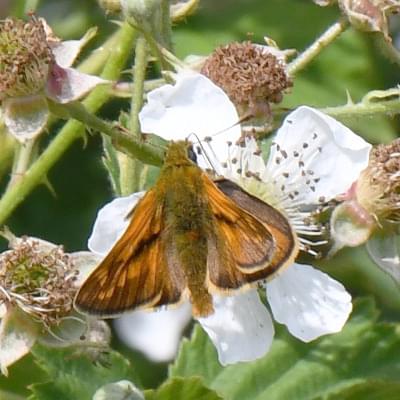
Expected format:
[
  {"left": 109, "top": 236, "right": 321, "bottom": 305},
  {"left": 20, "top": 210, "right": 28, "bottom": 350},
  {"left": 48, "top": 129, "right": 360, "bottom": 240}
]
[
  {"left": 139, "top": 72, "right": 241, "bottom": 175},
  {"left": 0, "top": 17, "right": 108, "bottom": 142},
  {"left": 224, "top": 106, "right": 372, "bottom": 341},
  {"left": 88, "top": 75, "right": 369, "bottom": 365}
]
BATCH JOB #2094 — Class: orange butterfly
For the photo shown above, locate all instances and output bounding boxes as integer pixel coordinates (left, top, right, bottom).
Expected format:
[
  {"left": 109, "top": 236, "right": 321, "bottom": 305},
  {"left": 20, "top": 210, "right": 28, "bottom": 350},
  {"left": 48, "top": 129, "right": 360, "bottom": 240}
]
[{"left": 75, "top": 140, "right": 298, "bottom": 317}]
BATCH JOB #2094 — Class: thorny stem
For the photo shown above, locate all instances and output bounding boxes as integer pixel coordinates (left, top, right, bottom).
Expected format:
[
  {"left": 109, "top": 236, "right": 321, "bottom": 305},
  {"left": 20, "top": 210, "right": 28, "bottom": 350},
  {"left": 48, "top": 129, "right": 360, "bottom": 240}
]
[
  {"left": 0, "top": 23, "right": 137, "bottom": 226},
  {"left": 61, "top": 102, "right": 164, "bottom": 166},
  {"left": 160, "top": 0, "right": 173, "bottom": 51},
  {"left": 8, "top": 139, "right": 36, "bottom": 188},
  {"left": 320, "top": 96, "right": 400, "bottom": 119},
  {"left": 287, "top": 19, "right": 349, "bottom": 76},
  {"left": 119, "top": 35, "right": 150, "bottom": 195},
  {"left": 374, "top": 34, "right": 400, "bottom": 67},
  {"left": 0, "top": 130, "right": 15, "bottom": 181},
  {"left": 77, "top": 29, "right": 122, "bottom": 75},
  {"left": 111, "top": 78, "right": 166, "bottom": 98},
  {"left": 142, "top": 28, "right": 169, "bottom": 70}
]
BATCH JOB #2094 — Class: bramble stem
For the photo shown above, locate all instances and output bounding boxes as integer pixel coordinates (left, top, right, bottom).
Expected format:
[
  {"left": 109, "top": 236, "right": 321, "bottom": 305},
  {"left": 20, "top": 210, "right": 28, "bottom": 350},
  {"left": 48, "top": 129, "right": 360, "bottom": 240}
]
[
  {"left": 288, "top": 19, "right": 348, "bottom": 76},
  {"left": 320, "top": 89, "right": 400, "bottom": 119},
  {"left": 119, "top": 35, "right": 150, "bottom": 195},
  {"left": 8, "top": 139, "right": 36, "bottom": 188},
  {"left": 62, "top": 102, "right": 163, "bottom": 166}
]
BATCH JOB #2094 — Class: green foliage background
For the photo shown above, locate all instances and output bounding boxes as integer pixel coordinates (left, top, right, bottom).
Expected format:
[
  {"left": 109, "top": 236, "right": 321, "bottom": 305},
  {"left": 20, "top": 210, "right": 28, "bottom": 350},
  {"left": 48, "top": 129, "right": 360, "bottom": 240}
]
[{"left": 0, "top": 0, "right": 400, "bottom": 399}]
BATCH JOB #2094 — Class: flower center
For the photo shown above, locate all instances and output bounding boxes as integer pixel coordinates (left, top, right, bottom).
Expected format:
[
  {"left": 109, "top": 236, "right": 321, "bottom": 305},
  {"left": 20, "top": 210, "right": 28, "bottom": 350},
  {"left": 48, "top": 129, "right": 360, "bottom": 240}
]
[
  {"left": 356, "top": 138, "right": 400, "bottom": 222},
  {"left": 0, "top": 238, "right": 78, "bottom": 325},
  {"left": 0, "top": 17, "right": 54, "bottom": 99}
]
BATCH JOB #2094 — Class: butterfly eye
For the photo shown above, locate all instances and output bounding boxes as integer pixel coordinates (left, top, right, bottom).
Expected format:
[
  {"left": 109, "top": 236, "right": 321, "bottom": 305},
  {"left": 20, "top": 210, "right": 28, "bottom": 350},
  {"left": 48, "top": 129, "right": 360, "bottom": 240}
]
[{"left": 187, "top": 145, "right": 198, "bottom": 163}]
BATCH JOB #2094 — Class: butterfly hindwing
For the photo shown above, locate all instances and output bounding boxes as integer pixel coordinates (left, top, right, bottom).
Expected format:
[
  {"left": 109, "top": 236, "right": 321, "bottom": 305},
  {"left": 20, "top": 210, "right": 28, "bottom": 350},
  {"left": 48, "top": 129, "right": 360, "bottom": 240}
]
[
  {"left": 216, "top": 178, "right": 298, "bottom": 272},
  {"left": 200, "top": 174, "right": 282, "bottom": 292}
]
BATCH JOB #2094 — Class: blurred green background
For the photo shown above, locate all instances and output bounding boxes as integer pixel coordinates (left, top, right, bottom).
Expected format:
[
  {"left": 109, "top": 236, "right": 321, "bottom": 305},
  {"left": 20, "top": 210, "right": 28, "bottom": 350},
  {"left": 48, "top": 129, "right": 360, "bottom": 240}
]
[{"left": 1, "top": 0, "right": 400, "bottom": 397}]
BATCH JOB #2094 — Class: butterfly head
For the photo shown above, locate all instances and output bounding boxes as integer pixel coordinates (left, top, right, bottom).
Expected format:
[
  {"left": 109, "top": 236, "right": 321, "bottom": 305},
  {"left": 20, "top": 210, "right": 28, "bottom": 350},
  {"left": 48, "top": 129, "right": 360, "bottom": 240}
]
[{"left": 163, "top": 140, "right": 198, "bottom": 168}]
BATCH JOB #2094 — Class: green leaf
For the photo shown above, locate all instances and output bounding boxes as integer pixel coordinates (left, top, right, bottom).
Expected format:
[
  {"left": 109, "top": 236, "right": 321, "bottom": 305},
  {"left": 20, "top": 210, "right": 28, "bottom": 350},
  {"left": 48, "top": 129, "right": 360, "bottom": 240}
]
[
  {"left": 145, "top": 377, "right": 222, "bottom": 400},
  {"left": 0, "top": 389, "right": 25, "bottom": 400},
  {"left": 29, "top": 345, "right": 139, "bottom": 400},
  {"left": 102, "top": 135, "right": 121, "bottom": 196},
  {"left": 324, "top": 380, "right": 400, "bottom": 400},
  {"left": 171, "top": 298, "right": 400, "bottom": 400}
]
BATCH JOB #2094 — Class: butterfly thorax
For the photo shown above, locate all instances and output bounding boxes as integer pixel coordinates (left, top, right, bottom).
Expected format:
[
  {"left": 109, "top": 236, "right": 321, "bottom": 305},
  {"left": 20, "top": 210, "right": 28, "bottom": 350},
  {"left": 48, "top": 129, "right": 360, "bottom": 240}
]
[{"left": 157, "top": 141, "right": 214, "bottom": 316}]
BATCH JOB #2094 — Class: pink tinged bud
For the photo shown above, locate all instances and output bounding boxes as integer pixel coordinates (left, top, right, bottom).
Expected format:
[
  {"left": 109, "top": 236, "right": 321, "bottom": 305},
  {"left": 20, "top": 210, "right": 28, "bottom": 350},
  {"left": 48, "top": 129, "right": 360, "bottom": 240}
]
[{"left": 330, "top": 199, "right": 376, "bottom": 253}]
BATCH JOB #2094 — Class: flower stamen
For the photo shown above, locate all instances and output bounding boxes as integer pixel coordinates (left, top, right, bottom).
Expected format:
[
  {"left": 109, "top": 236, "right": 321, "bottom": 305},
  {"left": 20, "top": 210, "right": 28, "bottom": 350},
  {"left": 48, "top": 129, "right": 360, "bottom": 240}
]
[
  {"left": 0, "top": 17, "right": 54, "bottom": 99},
  {"left": 0, "top": 237, "right": 79, "bottom": 326}
]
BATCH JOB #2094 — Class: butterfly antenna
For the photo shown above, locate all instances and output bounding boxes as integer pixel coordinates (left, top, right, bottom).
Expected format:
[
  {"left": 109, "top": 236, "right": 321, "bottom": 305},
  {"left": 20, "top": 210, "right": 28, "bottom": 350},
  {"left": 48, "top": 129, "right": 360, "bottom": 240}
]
[
  {"left": 210, "top": 113, "right": 252, "bottom": 138},
  {"left": 187, "top": 132, "right": 218, "bottom": 173}
]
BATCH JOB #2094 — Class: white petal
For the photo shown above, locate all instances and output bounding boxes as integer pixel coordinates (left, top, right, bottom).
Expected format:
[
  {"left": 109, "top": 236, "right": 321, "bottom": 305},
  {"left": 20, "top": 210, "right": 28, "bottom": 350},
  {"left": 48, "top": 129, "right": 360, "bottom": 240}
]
[
  {"left": 46, "top": 65, "right": 109, "bottom": 104},
  {"left": 3, "top": 96, "right": 49, "bottom": 142},
  {"left": 266, "top": 106, "right": 371, "bottom": 203},
  {"left": 114, "top": 303, "right": 192, "bottom": 362},
  {"left": 139, "top": 73, "right": 241, "bottom": 174},
  {"left": 70, "top": 251, "right": 103, "bottom": 286},
  {"left": 197, "top": 290, "right": 274, "bottom": 365},
  {"left": 51, "top": 42, "right": 86, "bottom": 69},
  {"left": 267, "top": 263, "right": 352, "bottom": 342},
  {"left": 0, "top": 309, "right": 38, "bottom": 376},
  {"left": 51, "top": 27, "right": 97, "bottom": 68},
  {"left": 88, "top": 192, "right": 144, "bottom": 255}
]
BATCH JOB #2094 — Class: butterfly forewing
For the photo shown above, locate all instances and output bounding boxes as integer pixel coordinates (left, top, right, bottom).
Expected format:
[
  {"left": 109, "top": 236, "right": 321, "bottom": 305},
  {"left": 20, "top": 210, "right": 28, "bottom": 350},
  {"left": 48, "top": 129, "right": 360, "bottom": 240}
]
[{"left": 75, "top": 189, "right": 185, "bottom": 316}]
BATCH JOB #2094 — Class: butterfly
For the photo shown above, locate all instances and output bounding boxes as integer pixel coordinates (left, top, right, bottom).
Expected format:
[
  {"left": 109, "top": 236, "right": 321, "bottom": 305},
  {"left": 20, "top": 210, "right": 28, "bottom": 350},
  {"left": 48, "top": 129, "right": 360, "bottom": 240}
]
[{"left": 75, "top": 140, "right": 298, "bottom": 317}]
